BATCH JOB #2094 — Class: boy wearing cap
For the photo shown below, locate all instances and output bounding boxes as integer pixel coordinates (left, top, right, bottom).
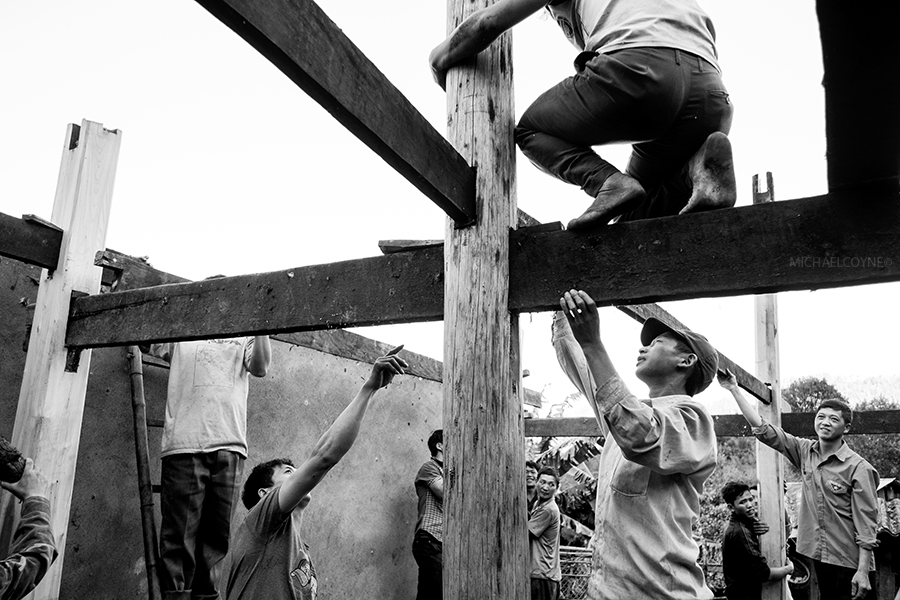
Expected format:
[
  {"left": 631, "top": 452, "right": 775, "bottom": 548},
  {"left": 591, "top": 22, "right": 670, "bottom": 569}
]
[
  {"left": 720, "top": 371, "right": 879, "bottom": 600},
  {"left": 557, "top": 289, "right": 718, "bottom": 600}
]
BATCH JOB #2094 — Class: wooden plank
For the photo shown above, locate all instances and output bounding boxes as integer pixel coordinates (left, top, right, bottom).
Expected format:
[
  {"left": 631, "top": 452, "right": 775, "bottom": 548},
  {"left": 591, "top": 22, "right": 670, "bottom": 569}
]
[
  {"left": 67, "top": 192, "right": 900, "bottom": 348},
  {"left": 524, "top": 411, "right": 900, "bottom": 438},
  {"left": 67, "top": 247, "right": 445, "bottom": 347},
  {"left": 0, "top": 120, "right": 121, "bottom": 600},
  {"left": 817, "top": 1, "right": 900, "bottom": 192},
  {"left": 753, "top": 175, "right": 787, "bottom": 600},
  {"left": 509, "top": 191, "right": 900, "bottom": 311},
  {"left": 616, "top": 303, "right": 771, "bottom": 403},
  {"left": 193, "top": 0, "right": 476, "bottom": 225},
  {"left": 97, "top": 248, "right": 188, "bottom": 290},
  {"left": 441, "top": 0, "right": 527, "bottom": 594},
  {"left": 0, "top": 212, "right": 63, "bottom": 270}
]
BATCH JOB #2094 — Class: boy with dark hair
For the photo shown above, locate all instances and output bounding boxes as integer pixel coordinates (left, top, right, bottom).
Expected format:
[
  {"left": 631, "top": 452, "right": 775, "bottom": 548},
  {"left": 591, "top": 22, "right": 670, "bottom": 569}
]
[
  {"left": 225, "top": 348, "right": 407, "bottom": 600},
  {"left": 720, "top": 480, "right": 793, "bottom": 600},
  {"left": 557, "top": 289, "right": 719, "bottom": 599},
  {"left": 413, "top": 429, "right": 444, "bottom": 600},
  {"left": 721, "top": 371, "right": 879, "bottom": 600},
  {"left": 525, "top": 460, "right": 539, "bottom": 511},
  {"left": 529, "top": 467, "right": 561, "bottom": 600}
]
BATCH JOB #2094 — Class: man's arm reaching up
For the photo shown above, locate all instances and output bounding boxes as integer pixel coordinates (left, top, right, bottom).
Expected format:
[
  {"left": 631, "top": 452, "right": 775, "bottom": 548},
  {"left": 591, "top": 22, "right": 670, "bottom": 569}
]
[{"left": 277, "top": 347, "right": 408, "bottom": 514}]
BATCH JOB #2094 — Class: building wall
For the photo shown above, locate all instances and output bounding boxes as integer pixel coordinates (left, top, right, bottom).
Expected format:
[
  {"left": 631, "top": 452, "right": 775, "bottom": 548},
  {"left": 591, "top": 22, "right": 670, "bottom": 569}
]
[{"left": 0, "top": 259, "right": 442, "bottom": 599}]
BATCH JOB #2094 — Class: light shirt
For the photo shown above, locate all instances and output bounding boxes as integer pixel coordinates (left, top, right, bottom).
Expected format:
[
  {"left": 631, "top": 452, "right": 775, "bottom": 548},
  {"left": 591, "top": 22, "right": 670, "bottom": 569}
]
[
  {"left": 226, "top": 486, "right": 318, "bottom": 600},
  {"left": 752, "top": 421, "right": 879, "bottom": 569},
  {"left": 588, "top": 375, "right": 716, "bottom": 600},
  {"left": 528, "top": 496, "right": 561, "bottom": 581},
  {"left": 547, "top": 0, "right": 720, "bottom": 71},
  {"left": 150, "top": 338, "right": 254, "bottom": 458}
]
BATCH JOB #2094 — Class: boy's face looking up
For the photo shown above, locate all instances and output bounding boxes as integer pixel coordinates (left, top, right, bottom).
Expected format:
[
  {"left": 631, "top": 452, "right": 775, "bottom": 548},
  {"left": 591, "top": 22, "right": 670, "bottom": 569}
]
[
  {"left": 730, "top": 490, "right": 756, "bottom": 520},
  {"left": 815, "top": 407, "right": 849, "bottom": 441}
]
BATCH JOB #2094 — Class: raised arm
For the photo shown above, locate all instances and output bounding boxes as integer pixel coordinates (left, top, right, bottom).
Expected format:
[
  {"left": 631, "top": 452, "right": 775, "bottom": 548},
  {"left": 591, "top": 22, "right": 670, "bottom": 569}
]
[
  {"left": 718, "top": 369, "right": 762, "bottom": 427},
  {"left": 559, "top": 290, "right": 619, "bottom": 390},
  {"left": 247, "top": 336, "right": 272, "bottom": 377},
  {"left": 429, "top": 0, "right": 548, "bottom": 89},
  {"left": 276, "top": 347, "right": 408, "bottom": 513}
]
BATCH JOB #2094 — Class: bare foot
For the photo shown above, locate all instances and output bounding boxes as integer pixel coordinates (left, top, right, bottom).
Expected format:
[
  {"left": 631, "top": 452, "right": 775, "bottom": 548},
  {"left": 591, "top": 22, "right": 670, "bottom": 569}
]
[
  {"left": 567, "top": 173, "right": 646, "bottom": 231},
  {"left": 680, "top": 132, "right": 737, "bottom": 214}
]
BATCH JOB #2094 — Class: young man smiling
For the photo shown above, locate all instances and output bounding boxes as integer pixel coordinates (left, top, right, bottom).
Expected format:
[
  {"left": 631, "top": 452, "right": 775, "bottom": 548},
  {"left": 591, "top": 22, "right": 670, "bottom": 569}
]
[
  {"left": 720, "top": 371, "right": 879, "bottom": 600},
  {"left": 558, "top": 289, "right": 719, "bottom": 599},
  {"left": 720, "top": 481, "right": 793, "bottom": 600}
]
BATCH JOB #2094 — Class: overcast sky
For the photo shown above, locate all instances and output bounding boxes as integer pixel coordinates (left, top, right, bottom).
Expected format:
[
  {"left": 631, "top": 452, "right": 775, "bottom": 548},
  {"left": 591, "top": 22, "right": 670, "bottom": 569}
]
[{"left": 2, "top": 0, "right": 897, "bottom": 414}]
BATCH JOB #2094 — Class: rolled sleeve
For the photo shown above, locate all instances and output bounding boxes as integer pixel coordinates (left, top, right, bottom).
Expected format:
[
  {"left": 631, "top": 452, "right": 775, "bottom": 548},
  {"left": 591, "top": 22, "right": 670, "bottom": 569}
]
[
  {"left": 752, "top": 421, "right": 808, "bottom": 471},
  {"left": 852, "top": 464, "right": 880, "bottom": 550},
  {"left": 595, "top": 376, "right": 716, "bottom": 475}
]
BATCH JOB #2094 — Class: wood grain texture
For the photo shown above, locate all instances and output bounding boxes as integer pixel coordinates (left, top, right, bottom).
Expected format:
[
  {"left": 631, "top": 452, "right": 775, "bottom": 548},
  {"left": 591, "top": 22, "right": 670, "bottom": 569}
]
[
  {"left": 509, "top": 191, "right": 900, "bottom": 311},
  {"left": 193, "top": 0, "right": 476, "bottom": 224},
  {"left": 0, "top": 212, "right": 63, "bottom": 270},
  {"left": 0, "top": 121, "right": 121, "bottom": 600},
  {"left": 441, "top": 0, "right": 528, "bottom": 594}
]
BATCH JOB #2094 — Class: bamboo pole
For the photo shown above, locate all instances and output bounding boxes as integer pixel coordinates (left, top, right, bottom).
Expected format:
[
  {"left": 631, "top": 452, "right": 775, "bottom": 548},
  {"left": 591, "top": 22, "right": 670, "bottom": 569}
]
[{"left": 127, "top": 347, "right": 161, "bottom": 600}]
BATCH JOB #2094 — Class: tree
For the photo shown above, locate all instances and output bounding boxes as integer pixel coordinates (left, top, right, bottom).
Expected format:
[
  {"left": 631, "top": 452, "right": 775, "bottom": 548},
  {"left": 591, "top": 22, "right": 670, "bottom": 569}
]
[
  {"left": 782, "top": 376, "right": 845, "bottom": 412},
  {"left": 849, "top": 395, "right": 900, "bottom": 478}
]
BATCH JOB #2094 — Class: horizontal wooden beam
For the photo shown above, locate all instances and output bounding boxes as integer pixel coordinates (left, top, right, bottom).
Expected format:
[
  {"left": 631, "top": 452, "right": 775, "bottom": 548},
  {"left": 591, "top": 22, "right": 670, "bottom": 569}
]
[
  {"left": 525, "top": 410, "right": 900, "bottom": 438},
  {"left": 67, "top": 193, "right": 900, "bottom": 348},
  {"left": 615, "top": 303, "right": 771, "bottom": 403},
  {"left": 0, "top": 213, "right": 63, "bottom": 270},
  {"left": 193, "top": 0, "right": 476, "bottom": 225},
  {"left": 509, "top": 190, "right": 900, "bottom": 311}
]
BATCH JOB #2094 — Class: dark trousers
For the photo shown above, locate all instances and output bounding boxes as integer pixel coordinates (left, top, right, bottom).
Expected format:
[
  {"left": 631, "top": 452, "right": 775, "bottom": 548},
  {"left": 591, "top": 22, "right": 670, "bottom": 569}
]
[
  {"left": 412, "top": 529, "right": 442, "bottom": 600},
  {"left": 515, "top": 46, "right": 733, "bottom": 220},
  {"left": 530, "top": 577, "right": 560, "bottom": 600},
  {"left": 159, "top": 451, "right": 242, "bottom": 600},
  {"left": 813, "top": 559, "right": 876, "bottom": 600}
]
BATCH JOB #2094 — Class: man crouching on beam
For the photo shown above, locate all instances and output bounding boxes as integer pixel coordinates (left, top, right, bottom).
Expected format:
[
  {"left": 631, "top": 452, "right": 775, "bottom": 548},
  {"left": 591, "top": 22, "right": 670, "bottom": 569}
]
[
  {"left": 225, "top": 346, "right": 407, "bottom": 600},
  {"left": 557, "top": 290, "right": 718, "bottom": 600}
]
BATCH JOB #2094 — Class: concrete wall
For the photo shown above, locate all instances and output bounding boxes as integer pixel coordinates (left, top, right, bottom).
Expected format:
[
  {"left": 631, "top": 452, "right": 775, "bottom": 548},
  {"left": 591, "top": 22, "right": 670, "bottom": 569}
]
[{"left": 0, "top": 259, "right": 442, "bottom": 599}]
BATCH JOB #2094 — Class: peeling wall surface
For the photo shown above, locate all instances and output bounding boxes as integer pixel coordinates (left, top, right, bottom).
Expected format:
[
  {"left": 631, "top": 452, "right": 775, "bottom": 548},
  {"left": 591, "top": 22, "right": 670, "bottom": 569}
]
[{"left": 0, "top": 259, "right": 442, "bottom": 599}]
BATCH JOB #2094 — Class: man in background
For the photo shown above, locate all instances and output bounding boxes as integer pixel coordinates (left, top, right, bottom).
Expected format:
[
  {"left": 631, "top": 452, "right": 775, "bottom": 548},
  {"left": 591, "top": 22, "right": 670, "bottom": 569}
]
[{"left": 413, "top": 429, "right": 444, "bottom": 600}]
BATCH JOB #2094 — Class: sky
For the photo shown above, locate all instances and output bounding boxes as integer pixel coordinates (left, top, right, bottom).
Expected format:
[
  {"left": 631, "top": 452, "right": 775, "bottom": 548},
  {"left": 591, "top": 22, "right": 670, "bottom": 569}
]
[{"left": 2, "top": 0, "right": 898, "bottom": 416}]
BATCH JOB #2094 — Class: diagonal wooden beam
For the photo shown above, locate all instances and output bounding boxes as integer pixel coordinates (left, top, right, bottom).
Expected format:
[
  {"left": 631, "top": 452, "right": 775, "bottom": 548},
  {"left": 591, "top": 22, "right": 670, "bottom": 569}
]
[
  {"left": 0, "top": 213, "right": 63, "bottom": 270},
  {"left": 525, "top": 410, "right": 900, "bottom": 438},
  {"left": 193, "top": 0, "right": 476, "bottom": 225},
  {"left": 66, "top": 191, "right": 900, "bottom": 348}
]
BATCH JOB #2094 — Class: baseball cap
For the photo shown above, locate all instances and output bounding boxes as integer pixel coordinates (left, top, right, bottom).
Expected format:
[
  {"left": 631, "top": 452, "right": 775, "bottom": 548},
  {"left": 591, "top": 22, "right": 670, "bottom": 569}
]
[{"left": 640, "top": 317, "right": 719, "bottom": 395}]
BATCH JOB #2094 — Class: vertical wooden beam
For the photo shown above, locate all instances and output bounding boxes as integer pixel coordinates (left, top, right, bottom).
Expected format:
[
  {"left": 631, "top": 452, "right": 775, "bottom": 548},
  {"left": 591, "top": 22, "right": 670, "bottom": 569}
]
[
  {"left": 441, "top": 1, "right": 527, "bottom": 597},
  {"left": 753, "top": 172, "right": 787, "bottom": 600},
  {"left": 0, "top": 120, "right": 121, "bottom": 599}
]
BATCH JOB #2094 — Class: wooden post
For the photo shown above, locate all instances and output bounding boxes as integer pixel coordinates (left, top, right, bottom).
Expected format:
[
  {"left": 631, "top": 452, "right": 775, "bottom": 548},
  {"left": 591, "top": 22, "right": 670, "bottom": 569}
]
[
  {"left": 441, "top": 0, "right": 528, "bottom": 597},
  {"left": 753, "top": 172, "right": 788, "bottom": 600},
  {"left": 0, "top": 120, "right": 121, "bottom": 599}
]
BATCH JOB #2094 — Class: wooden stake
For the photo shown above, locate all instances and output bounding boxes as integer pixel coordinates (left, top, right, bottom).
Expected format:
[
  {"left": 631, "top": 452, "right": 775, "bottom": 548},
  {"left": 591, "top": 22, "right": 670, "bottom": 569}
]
[
  {"left": 0, "top": 120, "right": 120, "bottom": 600},
  {"left": 441, "top": 0, "right": 527, "bottom": 596},
  {"left": 753, "top": 172, "right": 788, "bottom": 600}
]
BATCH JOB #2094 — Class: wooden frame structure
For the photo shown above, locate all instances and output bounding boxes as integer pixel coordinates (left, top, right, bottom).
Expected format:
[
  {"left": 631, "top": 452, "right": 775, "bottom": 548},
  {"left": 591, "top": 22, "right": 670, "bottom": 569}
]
[{"left": 1, "top": 0, "right": 898, "bottom": 598}]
